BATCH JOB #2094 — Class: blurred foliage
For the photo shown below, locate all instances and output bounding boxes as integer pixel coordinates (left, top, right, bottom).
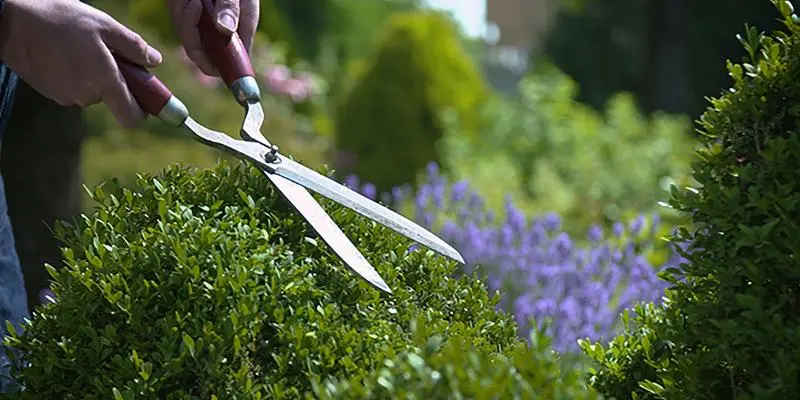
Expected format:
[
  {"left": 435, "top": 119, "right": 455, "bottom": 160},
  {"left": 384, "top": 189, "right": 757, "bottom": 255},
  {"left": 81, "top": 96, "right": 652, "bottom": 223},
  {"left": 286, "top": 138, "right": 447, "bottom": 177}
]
[
  {"left": 334, "top": 10, "right": 488, "bottom": 193},
  {"left": 321, "top": 0, "right": 421, "bottom": 83},
  {"left": 439, "top": 62, "right": 696, "bottom": 234},
  {"left": 272, "top": 0, "right": 330, "bottom": 61},
  {"left": 543, "top": 0, "right": 783, "bottom": 118}
]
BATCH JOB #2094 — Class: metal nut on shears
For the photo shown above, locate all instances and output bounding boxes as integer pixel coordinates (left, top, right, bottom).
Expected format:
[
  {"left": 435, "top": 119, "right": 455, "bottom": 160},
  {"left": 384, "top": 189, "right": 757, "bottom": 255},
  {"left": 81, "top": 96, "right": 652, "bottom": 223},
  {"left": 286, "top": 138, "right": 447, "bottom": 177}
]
[{"left": 263, "top": 145, "right": 280, "bottom": 163}]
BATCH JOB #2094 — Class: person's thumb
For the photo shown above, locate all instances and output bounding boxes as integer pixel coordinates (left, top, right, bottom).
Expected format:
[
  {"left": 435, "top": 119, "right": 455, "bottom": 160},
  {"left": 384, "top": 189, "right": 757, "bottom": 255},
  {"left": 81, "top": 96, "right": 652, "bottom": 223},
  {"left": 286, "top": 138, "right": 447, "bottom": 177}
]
[
  {"left": 101, "top": 18, "right": 162, "bottom": 67},
  {"left": 213, "top": 0, "right": 240, "bottom": 35}
]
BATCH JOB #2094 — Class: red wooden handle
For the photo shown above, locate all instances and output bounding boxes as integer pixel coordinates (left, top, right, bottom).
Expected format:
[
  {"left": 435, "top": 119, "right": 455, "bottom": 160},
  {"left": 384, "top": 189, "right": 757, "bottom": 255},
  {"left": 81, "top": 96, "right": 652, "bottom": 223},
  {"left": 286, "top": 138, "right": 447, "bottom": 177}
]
[
  {"left": 115, "top": 55, "right": 172, "bottom": 116},
  {"left": 198, "top": 0, "right": 255, "bottom": 87}
]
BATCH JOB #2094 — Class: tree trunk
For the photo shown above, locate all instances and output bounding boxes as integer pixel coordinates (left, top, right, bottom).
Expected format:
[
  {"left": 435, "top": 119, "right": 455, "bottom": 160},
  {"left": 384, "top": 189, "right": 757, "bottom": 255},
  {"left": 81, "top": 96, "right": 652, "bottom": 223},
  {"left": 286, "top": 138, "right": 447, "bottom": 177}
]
[{"left": 0, "top": 80, "right": 86, "bottom": 312}]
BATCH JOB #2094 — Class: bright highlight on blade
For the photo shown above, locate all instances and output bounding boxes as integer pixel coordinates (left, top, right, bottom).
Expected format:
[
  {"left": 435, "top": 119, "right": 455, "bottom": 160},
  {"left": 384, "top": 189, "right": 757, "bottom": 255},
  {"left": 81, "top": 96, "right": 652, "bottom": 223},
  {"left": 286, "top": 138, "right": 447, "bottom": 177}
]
[
  {"left": 269, "top": 155, "right": 466, "bottom": 265},
  {"left": 262, "top": 170, "right": 393, "bottom": 294}
]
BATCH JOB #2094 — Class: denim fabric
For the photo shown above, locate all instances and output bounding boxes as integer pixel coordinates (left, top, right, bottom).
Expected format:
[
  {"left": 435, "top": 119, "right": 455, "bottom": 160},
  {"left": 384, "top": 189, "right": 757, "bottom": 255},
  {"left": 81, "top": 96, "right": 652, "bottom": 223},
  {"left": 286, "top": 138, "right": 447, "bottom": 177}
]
[
  {"left": 0, "top": 172, "right": 26, "bottom": 393},
  {"left": 0, "top": 0, "right": 27, "bottom": 389}
]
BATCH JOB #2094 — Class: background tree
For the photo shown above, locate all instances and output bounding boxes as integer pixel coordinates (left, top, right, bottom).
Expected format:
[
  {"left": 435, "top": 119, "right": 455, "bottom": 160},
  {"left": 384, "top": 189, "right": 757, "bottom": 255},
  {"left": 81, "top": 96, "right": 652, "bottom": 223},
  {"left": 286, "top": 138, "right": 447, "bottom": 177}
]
[{"left": 542, "top": 0, "right": 782, "bottom": 118}]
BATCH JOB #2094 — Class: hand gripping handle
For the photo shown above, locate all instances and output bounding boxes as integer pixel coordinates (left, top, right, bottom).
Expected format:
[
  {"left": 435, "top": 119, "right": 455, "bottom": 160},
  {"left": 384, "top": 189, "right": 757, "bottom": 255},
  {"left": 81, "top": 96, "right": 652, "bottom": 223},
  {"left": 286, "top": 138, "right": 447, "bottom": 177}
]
[
  {"left": 115, "top": 55, "right": 189, "bottom": 127},
  {"left": 198, "top": 0, "right": 260, "bottom": 104}
]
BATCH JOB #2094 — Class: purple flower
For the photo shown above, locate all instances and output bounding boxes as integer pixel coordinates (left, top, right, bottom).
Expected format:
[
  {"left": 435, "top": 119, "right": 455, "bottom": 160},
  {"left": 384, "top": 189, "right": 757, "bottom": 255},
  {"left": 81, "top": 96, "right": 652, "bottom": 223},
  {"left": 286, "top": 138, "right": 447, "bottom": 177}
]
[
  {"left": 543, "top": 212, "right": 561, "bottom": 231},
  {"left": 344, "top": 175, "right": 359, "bottom": 190},
  {"left": 652, "top": 213, "right": 662, "bottom": 230},
  {"left": 426, "top": 162, "right": 439, "bottom": 178},
  {"left": 339, "top": 169, "right": 683, "bottom": 354},
  {"left": 630, "top": 215, "right": 646, "bottom": 235},
  {"left": 391, "top": 186, "right": 406, "bottom": 204},
  {"left": 612, "top": 221, "right": 625, "bottom": 237},
  {"left": 361, "top": 183, "right": 377, "bottom": 200},
  {"left": 432, "top": 183, "right": 445, "bottom": 209},
  {"left": 588, "top": 225, "right": 603, "bottom": 242},
  {"left": 451, "top": 181, "right": 469, "bottom": 203}
]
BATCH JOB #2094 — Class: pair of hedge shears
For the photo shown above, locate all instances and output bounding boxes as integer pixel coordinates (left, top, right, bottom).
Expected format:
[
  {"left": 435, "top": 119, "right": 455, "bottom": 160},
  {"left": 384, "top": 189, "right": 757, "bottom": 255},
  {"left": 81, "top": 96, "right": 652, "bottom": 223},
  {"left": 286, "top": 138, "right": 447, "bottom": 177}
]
[{"left": 112, "top": 0, "right": 464, "bottom": 294}]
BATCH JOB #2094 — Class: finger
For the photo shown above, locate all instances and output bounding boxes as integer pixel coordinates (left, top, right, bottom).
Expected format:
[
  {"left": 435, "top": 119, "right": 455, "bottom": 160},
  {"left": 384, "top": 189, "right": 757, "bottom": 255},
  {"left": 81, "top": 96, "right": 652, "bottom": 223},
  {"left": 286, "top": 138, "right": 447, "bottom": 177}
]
[
  {"left": 98, "top": 52, "right": 146, "bottom": 129},
  {"left": 182, "top": 0, "right": 217, "bottom": 76},
  {"left": 213, "top": 0, "right": 240, "bottom": 35},
  {"left": 100, "top": 16, "right": 162, "bottom": 67},
  {"left": 237, "top": 0, "right": 259, "bottom": 53}
]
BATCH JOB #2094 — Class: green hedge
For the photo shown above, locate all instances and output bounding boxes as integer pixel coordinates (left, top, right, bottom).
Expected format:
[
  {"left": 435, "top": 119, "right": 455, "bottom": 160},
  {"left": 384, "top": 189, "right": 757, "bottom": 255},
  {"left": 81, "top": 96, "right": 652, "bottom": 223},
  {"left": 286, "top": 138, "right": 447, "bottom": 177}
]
[
  {"left": 581, "top": 1, "right": 800, "bottom": 398},
  {"left": 3, "top": 161, "right": 526, "bottom": 399},
  {"left": 313, "top": 324, "right": 599, "bottom": 399}
]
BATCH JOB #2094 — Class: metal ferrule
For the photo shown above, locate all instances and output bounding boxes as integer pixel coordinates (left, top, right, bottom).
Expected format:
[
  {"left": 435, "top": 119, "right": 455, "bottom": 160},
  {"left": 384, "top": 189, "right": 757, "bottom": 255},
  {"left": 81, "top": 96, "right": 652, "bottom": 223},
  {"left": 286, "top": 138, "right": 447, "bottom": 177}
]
[
  {"left": 158, "top": 96, "right": 189, "bottom": 126},
  {"left": 230, "top": 76, "right": 261, "bottom": 105}
]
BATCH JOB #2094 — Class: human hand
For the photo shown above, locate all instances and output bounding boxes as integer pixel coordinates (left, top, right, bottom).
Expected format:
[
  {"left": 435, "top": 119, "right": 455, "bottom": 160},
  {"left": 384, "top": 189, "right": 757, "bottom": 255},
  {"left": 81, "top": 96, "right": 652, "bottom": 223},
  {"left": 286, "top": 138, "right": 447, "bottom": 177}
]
[
  {"left": 168, "top": 0, "right": 259, "bottom": 77},
  {"left": 0, "top": 0, "right": 162, "bottom": 128}
]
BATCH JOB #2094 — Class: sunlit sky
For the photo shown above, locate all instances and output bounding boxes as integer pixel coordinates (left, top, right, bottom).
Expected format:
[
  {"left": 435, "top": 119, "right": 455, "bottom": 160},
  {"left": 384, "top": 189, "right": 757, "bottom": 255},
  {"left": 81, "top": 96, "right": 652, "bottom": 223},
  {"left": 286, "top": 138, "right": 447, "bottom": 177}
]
[{"left": 424, "top": 0, "right": 486, "bottom": 38}]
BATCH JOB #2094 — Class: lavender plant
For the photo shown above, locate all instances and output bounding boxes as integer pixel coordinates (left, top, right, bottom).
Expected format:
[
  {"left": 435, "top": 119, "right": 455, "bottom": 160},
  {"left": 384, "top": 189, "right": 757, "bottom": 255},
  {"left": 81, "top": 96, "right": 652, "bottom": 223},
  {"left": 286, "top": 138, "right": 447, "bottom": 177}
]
[{"left": 344, "top": 163, "right": 686, "bottom": 354}]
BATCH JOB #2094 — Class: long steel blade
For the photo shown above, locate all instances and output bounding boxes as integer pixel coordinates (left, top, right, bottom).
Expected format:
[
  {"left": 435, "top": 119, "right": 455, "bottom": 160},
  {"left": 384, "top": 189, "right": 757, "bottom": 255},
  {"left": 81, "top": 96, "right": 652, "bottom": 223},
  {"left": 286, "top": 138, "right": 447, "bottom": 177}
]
[
  {"left": 268, "top": 155, "right": 465, "bottom": 265},
  {"left": 237, "top": 102, "right": 464, "bottom": 264},
  {"left": 264, "top": 170, "right": 392, "bottom": 294},
  {"left": 184, "top": 105, "right": 464, "bottom": 270},
  {"left": 181, "top": 116, "right": 391, "bottom": 293}
]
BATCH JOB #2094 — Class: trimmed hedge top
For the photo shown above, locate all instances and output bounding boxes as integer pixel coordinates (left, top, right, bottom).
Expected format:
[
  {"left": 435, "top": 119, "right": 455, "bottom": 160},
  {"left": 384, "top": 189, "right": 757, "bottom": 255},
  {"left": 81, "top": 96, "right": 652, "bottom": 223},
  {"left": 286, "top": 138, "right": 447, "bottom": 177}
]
[{"left": 4, "top": 161, "right": 520, "bottom": 399}]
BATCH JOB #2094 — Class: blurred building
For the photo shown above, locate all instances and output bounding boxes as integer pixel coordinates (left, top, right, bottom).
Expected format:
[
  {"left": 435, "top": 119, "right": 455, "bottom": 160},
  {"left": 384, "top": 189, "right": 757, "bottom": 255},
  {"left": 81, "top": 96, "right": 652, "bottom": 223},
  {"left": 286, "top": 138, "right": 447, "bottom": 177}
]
[{"left": 483, "top": 0, "right": 556, "bottom": 93}]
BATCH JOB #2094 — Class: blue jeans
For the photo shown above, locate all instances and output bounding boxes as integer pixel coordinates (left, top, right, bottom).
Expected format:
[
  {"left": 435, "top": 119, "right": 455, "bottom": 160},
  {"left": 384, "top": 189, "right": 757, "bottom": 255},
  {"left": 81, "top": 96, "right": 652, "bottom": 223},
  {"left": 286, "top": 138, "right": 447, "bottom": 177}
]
[
  {"left": 0, "top": 172, "right": 26, "bottom": 393},
  {"left": 0, "top": 58, "right": 25, "bottom": 392}
]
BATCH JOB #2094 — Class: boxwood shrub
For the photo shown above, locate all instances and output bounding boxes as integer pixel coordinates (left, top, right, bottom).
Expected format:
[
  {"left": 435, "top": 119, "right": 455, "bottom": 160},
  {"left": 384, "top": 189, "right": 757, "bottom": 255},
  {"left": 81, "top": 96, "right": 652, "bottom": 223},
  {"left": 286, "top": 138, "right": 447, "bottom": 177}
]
[
  {"left": 581, "top": 1, "right": 800, "bottom": 398},
  {"left": 2, "top": 161, "right": 535, "bottom": 399},
  {"left": 312, "top": 321, "right": 599, "bottom": 399}
]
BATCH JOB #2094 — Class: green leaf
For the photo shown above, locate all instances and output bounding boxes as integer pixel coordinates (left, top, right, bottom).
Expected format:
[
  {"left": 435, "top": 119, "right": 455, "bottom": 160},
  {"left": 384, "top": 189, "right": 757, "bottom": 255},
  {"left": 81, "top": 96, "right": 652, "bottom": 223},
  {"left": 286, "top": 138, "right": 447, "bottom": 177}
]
[
  {"left": 639, "top": 380, "right": 665, "bottom": 395},
  {"left": 183, "top": 333, "right": 196, "bottom": 358}
]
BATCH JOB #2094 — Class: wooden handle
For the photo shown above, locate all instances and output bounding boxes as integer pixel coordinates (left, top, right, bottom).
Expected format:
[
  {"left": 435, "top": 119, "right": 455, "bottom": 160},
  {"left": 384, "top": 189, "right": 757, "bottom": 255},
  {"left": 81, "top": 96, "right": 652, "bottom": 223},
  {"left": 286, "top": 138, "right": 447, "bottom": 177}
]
[
  {"left": 115, "top": 55, "right": 172, "bottom": 116},
  {"left": 198, "top": 0, "right": 255, "bottom": 87}
]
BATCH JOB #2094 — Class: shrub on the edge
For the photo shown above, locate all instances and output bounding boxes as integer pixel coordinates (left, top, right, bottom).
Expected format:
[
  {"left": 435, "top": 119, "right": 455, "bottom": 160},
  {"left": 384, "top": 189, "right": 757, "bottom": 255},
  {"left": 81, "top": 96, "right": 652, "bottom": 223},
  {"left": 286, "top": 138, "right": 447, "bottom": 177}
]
[
  {"left": 582, "top": 2, "right": 800, "bottom": 399},
  {"left": 2, "top": 161, "right": 522, "bottom": 399}
]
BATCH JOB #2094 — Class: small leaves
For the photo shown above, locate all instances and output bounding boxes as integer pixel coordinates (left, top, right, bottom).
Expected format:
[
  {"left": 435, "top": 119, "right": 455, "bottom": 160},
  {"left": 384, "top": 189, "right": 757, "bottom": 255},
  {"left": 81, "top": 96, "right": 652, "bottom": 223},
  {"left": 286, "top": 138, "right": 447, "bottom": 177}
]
[
  {"left": 313, "top": 332, "right": 599, "bottom": 399},
  {"left": 586, "top": 4, "right": 800, "bottom": 399},
  {"left": 182, "top": 333, "right": 196, "bottom": 358},
  {"left": 8, "top": 161, "right": 525, "bottom": 399},
  {"left": 778, "top": 0, "right": 795, "bottom": 17},
  {"left": 639, "top": 380, "right": 665, "bottom": 396}
]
